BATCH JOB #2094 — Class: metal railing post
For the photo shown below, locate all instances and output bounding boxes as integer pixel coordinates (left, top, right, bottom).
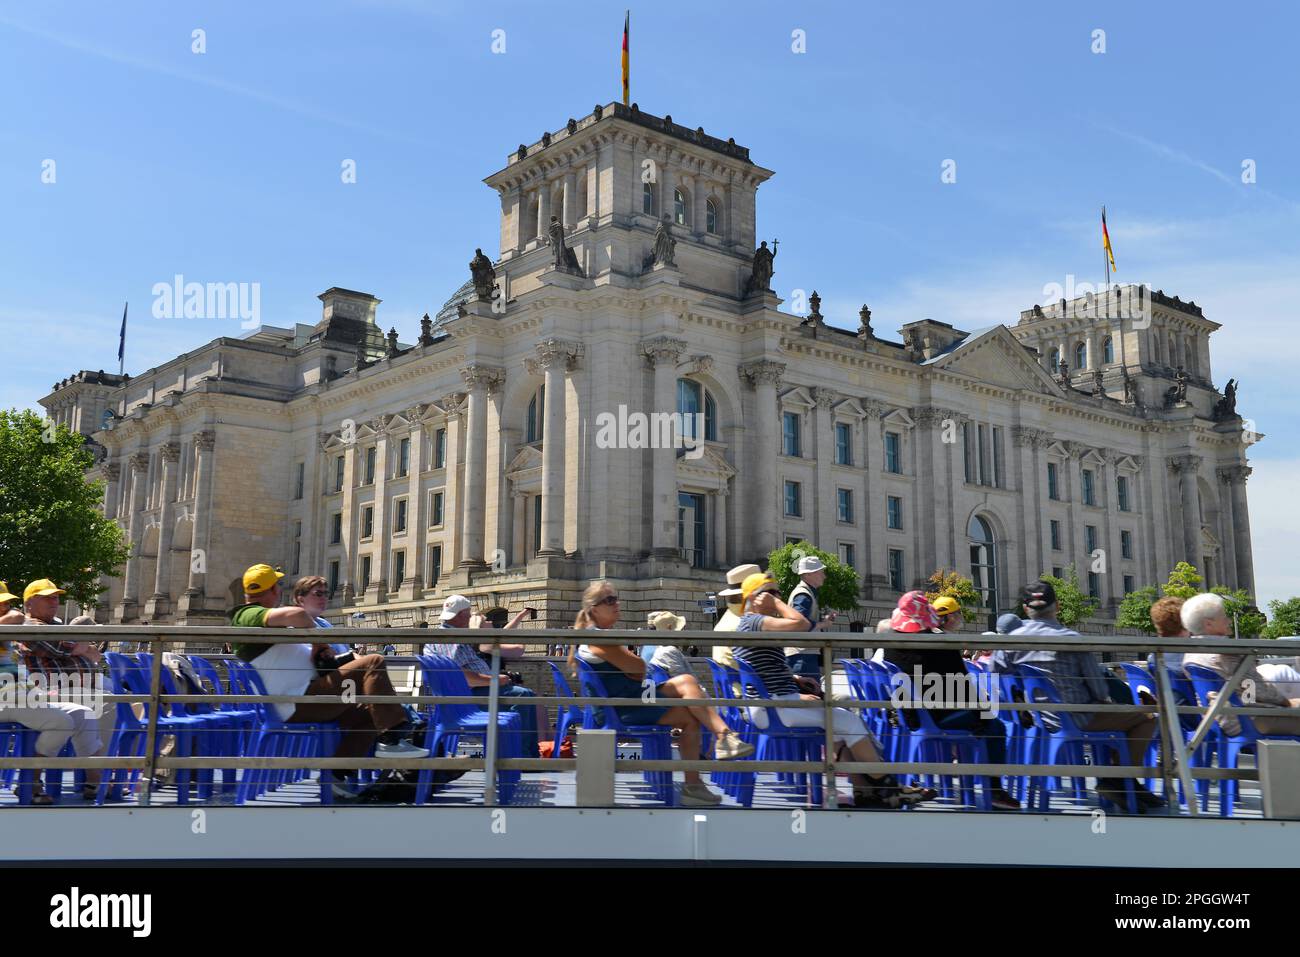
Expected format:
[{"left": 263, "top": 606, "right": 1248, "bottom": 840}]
[
  {"left": 1153, "top": 652, "right": 1197, "bottom": 817},
  {"left": 822, "top": 639, "right": 836, "bottom": 809},
  {"left": 137, "top": 636, "right": 165, "bottom": 807},
  {"left": 482, "top": 645, "right": 501, "bottom": 807}
]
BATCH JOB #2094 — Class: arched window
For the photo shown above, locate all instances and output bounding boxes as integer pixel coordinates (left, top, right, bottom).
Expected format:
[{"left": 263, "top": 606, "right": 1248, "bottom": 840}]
[
  {"left": 526, "top": 386, "right": 544, "bottom": 443},
  {"left": 642, "top": 182, "right": 655, "bottom": 216},
  {"left": 706, "top": 198, "right": 718, "bottom": 234},
  {"left": 1049, "top": 347, "right": 1060, "bottom": 372},
  {"left": 676, "top": 378, "right": 717, "bottom": 442},
  {"left": 1074, "top": 342, "right": 1088, "bottom": 370},
  {"left": 1102, "top": 336, "right": 1114, "bottom": 365},
  {"left": 968, "top": 514, "right": 998, "bottom": 611},
  {"left": 673, "top": 188, "right": 687, "bottom": 226}
]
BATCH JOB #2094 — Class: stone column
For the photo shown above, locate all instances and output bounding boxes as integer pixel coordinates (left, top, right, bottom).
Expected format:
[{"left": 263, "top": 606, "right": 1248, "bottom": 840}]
[
  {"left": 440, "top": 393, "right": 466, "bottom": 569},
  {"left": 713, "top": 486, "right": 728, "bottom": 568},
  {"left": 507, "top": 187, "right": 524, "bottom": 254},
  {"left": 535, "top": 339, "right": 582, "bottom": 556},
  {"left": 739, "top": 359, "right": 785, "bottom": 558},
  {"left": 693, "top": 175, "right": 708, "bottom": 236},
  {"left": 151, "top": 441, "right": 181, "bottom": 602},
  {"left": 537, "top": 183, "right": 552, "bottom": 240},
  {"left": 369, "top": 428, "right": 389, "bottom": 598},
  {"left": 862, "top": 402, "right": 885, "bottom": 597},
  {"left": 912, "top": 407, "right": 951, "bottom": 585},
  {"left": 1170, "top": 454, "right": 1203, "bottom": 567},
  {"left": 184, "top": 432, "right": 215, "bottom": 598},
  {"left": 405, "top": 415, "right": 425, "bottom": 595},
  {"left": 121, "top": 451, "right": 150, "bottom": 604},
  {"left": 459, "top": 365, "right": 505, "bottom": 568},
  {"left": 1013, "top": 427, "right": 1046, "bottom": 587},
  {"left": 511, "top": 489, "right": 527, "bottom": 566},
  {"left": 659, "top": 160, "right": 675, "bottom": 222},
  {"left": 101, "top": 461, "right": 121, "bottom": 521},
  {"left": 1061, "top": 442, "right": 1084, "bottom": 570},
  {"left": 1100, "top": 451, "right": 1122, "bottom": 609},
  {"left": 563, "top": 170, "right": 578, "bottom": 229},
  {"left": 641, "top": 336, "right": 688, "bottom": 557},
  {"left": 1219, "top": 465, "right": 1254, "bottom": 594},
  {"left": 811, "top": 387, "right": 837, "bottom": 547}
]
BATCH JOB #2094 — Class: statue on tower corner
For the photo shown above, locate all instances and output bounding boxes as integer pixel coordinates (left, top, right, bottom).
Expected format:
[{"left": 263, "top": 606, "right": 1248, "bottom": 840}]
[
  {"left": 857, "top": 304, "right": 873, "bottom": 340},
  {"left": 651, "top": 216, "right": 677, "bottom": 267},
  {"left": 800, "top": 290, "right": 823, "bottom": 326},
  {"left": 1056, "top": 359, "right": 1071, "bottom": 387},
  {"left": 547, "top": 215, "right": 583, "bottom": 275},
  {"left": 469, "top": 248, "right": 497, "bottom": 301},
  {"left": 1212, "top": 378, "right": 1239, "bottom": 420},
  {"left": 743, "top": 239, "right": 777, "bottom": 297},
  {"left": 1163, "top": 366, "right": 1190, "bottom": 408}
]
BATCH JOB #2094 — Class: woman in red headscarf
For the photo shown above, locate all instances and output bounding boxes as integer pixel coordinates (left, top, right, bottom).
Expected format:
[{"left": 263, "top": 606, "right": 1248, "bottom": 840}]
[{"left": 882, "top": 591, "right": 1019, "bottom": 810}]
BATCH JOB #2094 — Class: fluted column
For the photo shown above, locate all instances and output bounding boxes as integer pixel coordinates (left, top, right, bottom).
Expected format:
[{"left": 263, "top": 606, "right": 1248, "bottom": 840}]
[
  {"left": 459, "top": 365, "right": 505, "bottom": 568},
  {"left": 660, "top": 160, "right": 675, "bottom": 222},
  {"left": 1170, "top": 454, "right": 1203, "bottom": 567},
  {"left": 121, "top": 451, "right": 150, "bottom": 603},
  {"left": 811, "top": 388, "right": 837, "bottom": 547},
  {"left": 405, "top": 415, "right": 425, "bottom": 594},
  {"left": 739, "top": 360, "right": 785, "bottom": 557},
  {"left": 641, "top": 336, "right": 688, "bottom": 557},
  {"left": 537, "top": 184, "right": 551, "bottom": 240},
  {"left": 563, "top": 171, "right": 578, "bottom": 228},
  {"left": 862, "top": 402, "right": 885, "bottom": 597},
  {"left": 1219, "top": 466, "right": 1254, "bottom": 594},
  {"left": 101, "top": 461, "right": 121, "bottom": 521},
  {"left": 713, "top": 486, "right": 728, "bottom": 568},
  {"left": 440, "top": 393, "right": 466, "bottom": 569},
  {"left": 693, "top": 176, "right": 708, "bottom": 236},
  {"left": 184, "top": 432, "right": 215, "bottom": 598},
  {"left": 1014, "top": 427, "right": 1049, "bottom": 586},
  {"left": 534, "top": 339, "right": 582, "bottom": 556},
  {"left": 1100, "top": 451, "right": 1121, "bottom": 609},
  {"left": 151, "top": 442, "right": 181, "bottom": 600}
]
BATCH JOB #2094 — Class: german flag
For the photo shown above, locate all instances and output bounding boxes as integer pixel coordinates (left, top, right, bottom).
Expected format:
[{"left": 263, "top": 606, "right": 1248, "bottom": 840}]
[
  {"left": 1102, "top": 206, "right": 1117, "bottom": 273},
  {"left": 621, "top": 12, "right": 630, "bottom": 105}
]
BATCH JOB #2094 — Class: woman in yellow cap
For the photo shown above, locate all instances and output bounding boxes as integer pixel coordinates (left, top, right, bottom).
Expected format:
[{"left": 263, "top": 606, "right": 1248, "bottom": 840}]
[{"left": 732, "top": 573, "right": 934, "bottom": 808}]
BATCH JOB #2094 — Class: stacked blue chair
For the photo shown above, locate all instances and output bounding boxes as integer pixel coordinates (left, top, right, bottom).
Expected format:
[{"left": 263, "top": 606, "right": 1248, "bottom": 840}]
[
  {"left": 137, "top": 652, "right": 238, "bottom": 801},
  {"left": 546, "top": 660, "right": 592, "bottom": 757},
  {"left": 886, "top": 663, "right": 992, "bottom": 809},
  {"left": 732, "top": 659, "right": 824, "bottom": 808},
  {"left": 997, "top": 669, "right": 1038, "bottom": 805},
  {"left": 1017, "top": 664, "right": 1137, "bottom": 814},
  {"left": 1184, "top": 664, "right": 1300, "bottom": 817},
  {"left": 188, "top": 655, "right": 259, "bottom": 778},
  {"left": 414, "top": 654, "right": 522, "bottom": 806},
  {"left": 226, "top": 659, "right": 333, "bottom": 806},
  {"left": 1116, "top": 662, "right": 1212, "bottom": 808},
  {"left": 705, "top": 660, "right": 750, "bottom": 798},
  {"left": 0, "top": 723, "right": 37, "bottom": 805},
  {"left": 575, "top": 658, "right": 676, "bottom": 805}
]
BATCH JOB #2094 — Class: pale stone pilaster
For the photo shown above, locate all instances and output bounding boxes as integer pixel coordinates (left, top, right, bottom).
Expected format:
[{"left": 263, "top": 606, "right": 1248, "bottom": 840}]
[
  {"left": 739, "top": 359, "right": 784, "bottom": 558},
  {"left": 641, "top": 336, "right": 688, "bottom": 556},
  {"left": 184, "top": 431, "right": 215, "bottom": 599},
  {"left": 811, "top": 387, "right": 837, "bottom": 549},
  {"left": 150, "top": 442, "right": 181, "bottom": 601},
  {"left": 459, "top": 365, "right": 505, "bottom": 568},
  {"left": 121, "top": 451, "right": 150, "bottom": 604}
]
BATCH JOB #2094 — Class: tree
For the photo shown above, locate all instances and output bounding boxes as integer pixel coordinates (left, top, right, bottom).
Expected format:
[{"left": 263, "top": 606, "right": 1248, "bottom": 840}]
[
  {"left": 924, "top": 568, "right": 981, "bottom": 618},
  {"left": 0, "top": 409, "right": 129, "bottom": 608},
  {"left": 1263, "top": 597, "right": 1300, "bottom": 639},
  {"left": 1040, "top": 565, "right": 1100, "bottom": 627},
  {"left": 1116, "top": 583, "right": 1161, "bottom": 634},
  {"left": 766, "top": 540, "right": 859, "bottom": 612},
  {"left": 1158, "top": 561, "right": 1264, "bottom": 638}
]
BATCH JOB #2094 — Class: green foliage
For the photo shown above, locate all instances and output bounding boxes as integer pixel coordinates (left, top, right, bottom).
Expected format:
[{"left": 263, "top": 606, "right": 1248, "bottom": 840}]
[
  {"left": 766, "top": 540, "right": 859, "bottom": 612},
  {"left": 924, "top": 568, "right": 982, "bottom": 617},
  {"left": 1116, "top": 583, "right": 1161, "bottom": 635},
  {"left": 1263, "top": 597, "right": 1300, "bottom": 639},
  {"left": 1159, "top": 561, "right": 1264, "bottom": 638},
  {"left": 0, "top": 409, "right": 129, "bottom": 607},
  {"left": 1040, "top": 565, "right": 1100, "bottom": 627}
]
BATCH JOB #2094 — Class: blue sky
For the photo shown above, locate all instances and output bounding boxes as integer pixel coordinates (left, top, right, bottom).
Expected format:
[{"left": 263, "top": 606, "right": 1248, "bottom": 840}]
[{"left": 2, "top": 0, "right": 1297, "bottom": 609}]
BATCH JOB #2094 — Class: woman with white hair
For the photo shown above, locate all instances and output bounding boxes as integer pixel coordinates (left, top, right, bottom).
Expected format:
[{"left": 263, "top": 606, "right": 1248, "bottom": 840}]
[{"left": 1182, "top": 593, "right": 1300, "bottom": 734}]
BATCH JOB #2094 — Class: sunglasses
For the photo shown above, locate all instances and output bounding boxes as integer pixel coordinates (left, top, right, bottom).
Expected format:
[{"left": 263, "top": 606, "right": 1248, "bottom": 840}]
[{"left": 595, "top": 594, "right": 620, "bottom": 607}]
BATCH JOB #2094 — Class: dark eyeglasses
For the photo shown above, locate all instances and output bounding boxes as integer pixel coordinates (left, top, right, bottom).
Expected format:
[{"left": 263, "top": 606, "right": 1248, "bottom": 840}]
[{"left": 595, "top": 595, "right": 620, "bottom": 606}]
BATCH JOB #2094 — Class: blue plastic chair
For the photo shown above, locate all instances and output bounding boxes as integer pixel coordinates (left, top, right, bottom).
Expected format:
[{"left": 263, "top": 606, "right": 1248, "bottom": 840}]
[
  {"left": 888, "top": 665, "right": 993, "bottom": 810},
  {"left": 995, "top": 669, "right": 1038, "bottom": 805},
  {"left": 1184, "top": 664, "right": 1300, "bottom": 817},
  {"left": 137, "top": 652, "right": 241, "bottom": 800},
  {"left": 1017, "top": 664, "right": 1137, "bottom": 814},
  {"left": 1115, "top": 662, "right": 1212, "bottom": 806},
  {"left": 732, "top": 659, "right": 824, "bottom": 808},
  {"left": 414, "top": 655, "right": 521, "bottom": 805},
  {"left": 188, "top": 655, "right": 259, "bottom": 777},
  {"left": 0, "top": 722, "right": 37, "bottom": 805},
  {"left": 575, "top": 658, "right": 676, "bottom": 805},
  {"left": 546, "top": 660, "right": 592, "bottom": 757}
]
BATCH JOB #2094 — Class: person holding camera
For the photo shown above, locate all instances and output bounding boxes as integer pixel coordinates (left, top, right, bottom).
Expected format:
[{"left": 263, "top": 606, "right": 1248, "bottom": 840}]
[
  {"left": 229, "top": 564, "right": 428, "bottom": 800},
  {"left": 424, "top": 595, "right": 543, "bottom": 759}
]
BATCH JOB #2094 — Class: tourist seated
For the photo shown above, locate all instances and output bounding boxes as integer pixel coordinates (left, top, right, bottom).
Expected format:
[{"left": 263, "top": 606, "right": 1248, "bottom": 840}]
[
  {"left": 884, "top": 592, "right": 1019, "bottom": 810},
  {"left": 639, "top": 611, "right": 693, "bottom": 678},
  {"left": 711, "top": 563, "right": 759, "bottom": 670},
  {"left": 568, "top": 580, "right": 755, "bottom": 807},
  {"left": 987, "top": 581, "right": 1164, "bottom": 811},
  {"left": 1182, "top": 592, "right": 1300, "bottom": 736},
  {"left": 291, "top": 575, "right": 350, "bottom": 655},
  {"left": 229, "top": 563, "right": 428, "bottom": 800},
  {"left": 733, "top": 573, "right": 934, "bottom": 809},
  {"left": 1145, "top": 596, "right": 1188, "bottom": 674}
]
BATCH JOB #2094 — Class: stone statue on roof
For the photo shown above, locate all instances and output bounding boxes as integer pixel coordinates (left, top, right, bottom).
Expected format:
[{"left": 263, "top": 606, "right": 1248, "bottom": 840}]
[
  {"left": 652, "top": 216, "right": 676, "bottom": 267},
  {"left": 469, "top": 248, "right": 497, "bottom": 301}
]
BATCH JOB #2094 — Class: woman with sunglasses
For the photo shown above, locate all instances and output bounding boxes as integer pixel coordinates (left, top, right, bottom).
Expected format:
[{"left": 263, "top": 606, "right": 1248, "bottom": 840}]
[
  {"left": 732, "top": 573, "right": 935, "bottom": 809},
  {"left": 568, "top": 580, "right": 754, "bottom": 807}
]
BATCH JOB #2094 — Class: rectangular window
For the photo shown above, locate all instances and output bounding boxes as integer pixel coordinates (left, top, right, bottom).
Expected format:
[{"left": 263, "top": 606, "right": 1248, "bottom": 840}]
[
  {"left": 394, "top": 498, "right": 408, "bottom": 533},
  {"left": 1047, "top": 462, "right": 1059, "bottom": 500},
  {"left": 837, "top": 488, "right": 853, "bottom": 524},
  {"left": 884, "top": 432, "right": 901, "bottom": 473},
  {"left": 397, "top": 437, "right": 410, "bottom": 477},
  {"left": 364, "top": 446, "right": 377, "bottom": 485},
  {"left": 1050, "top": 519, "right": 1061, "bottom": 551},
  {"left": 393, "top": 550, "right": 406, "bottom": 588},
  {"left": 784, "top": 480, "right": 802, "bottom": 517},
  {"left": 887, "top": 549, "right": 905, "bottom": 592},
  {"left": 677, "top": 492, "right": 706, "bottom": 568},
  {"left": 977, "top": 423, "right": 990, "bottom": 486},
  {"left": 1087, "top": 570, "right": 1101, "bottom": 600},
  {"left": 1084, "top": 524, "right": 1097, "bottom": 553},
  {"left": 782, "top": 411, "right": 801, "bottom": 457},
  {"left": 1123, "top": 574, "right": 1135, "bottom": 595},
  {"left": 293, "top": 462, "right": 304, "bottom": 500},
  {"left": 1082, "top": 469, "right": 1096, "bottom": 506},
  {"left": 992, "top": 427, "right": 1004, "bottom": 488},
  {"left": 330, "top": 512, "right": 342, "bottom": 545},
  {"left": 427, "top": 545, "right": 442, "bottom": 588},
  {"left": 839, "top": 543, "right": 856, "bottom": 570},
  {"left": 1117, "top": 474, "right": 1130, "bottom": 512},
  {"left": 360, "top": 556, "right": 371, "bottom": 590},
  {"left": 962, "top": 422, "right": 975, "bottom": 484},
  {"left": 335, "top": 455, "right": 345, "bottom": 492},
  {"left": 1052, "top": 566, "right": 1063, "bottom": 579},
  {"left": 328, "top": 560, "right": 340, "bottom": 596},
  {"left": 434, "top": 428, "right": 447, "bottom": 469},
  {"left": 430, "top": 491, "right": 444, "bottom": 527},
  {"left": 1121, "top": 529, "right": 1133, "bottom": 560},
  {"left": 834, "top": 422, "right": 852, "bottom": 466},
  {"left": 887, "top": 495, "right": 903, "bottom": 530},
  {"left": 533, "top": 495, "right": 542, "bottom": 554},
  {"left": 361, "top": 505, "right": 374, "bottom": 540},
  {"left": 292, "top": 520, "right": 302, "bottom": 576}
]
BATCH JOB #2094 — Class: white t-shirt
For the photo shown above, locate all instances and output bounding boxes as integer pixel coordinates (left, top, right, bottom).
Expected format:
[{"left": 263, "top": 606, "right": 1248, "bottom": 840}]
[{"left": 251, "top": 643, "right": 317, "bottom": 721}]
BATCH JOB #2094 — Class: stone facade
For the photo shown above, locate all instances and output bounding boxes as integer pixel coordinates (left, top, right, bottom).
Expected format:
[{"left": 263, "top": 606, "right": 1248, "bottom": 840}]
[{"left": 40, "top": 103, "right": 1258, "bottom": 629}]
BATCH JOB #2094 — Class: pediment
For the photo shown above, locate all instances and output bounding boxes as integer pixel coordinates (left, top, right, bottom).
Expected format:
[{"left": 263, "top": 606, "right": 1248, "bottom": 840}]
[
  {"left": 881, "top": 408, "right": 914, "bottom": 429},
  {"left": 505, "top": 444, "right": 543, "bottom": 476},
  {"left": 677, "top": 444, "right": 738, "bottom": 481},
  {"left": 926, "top": 326, "right": 1064, "bottom": 396},
  {"left": 779, "top": 386, "right": 815, "bottom": 409}
]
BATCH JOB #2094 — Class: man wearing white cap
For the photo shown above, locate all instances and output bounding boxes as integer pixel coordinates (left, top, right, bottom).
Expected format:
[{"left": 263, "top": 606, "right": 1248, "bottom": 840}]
[
  {"left": 424, "top": 594, "right": 542, "bottom": 758},
  {"left": 784, "top": 555, "right": 834, "bottom": 677},
  {"left": 710, "top": 563, "right": 760, "bottom": 669}
]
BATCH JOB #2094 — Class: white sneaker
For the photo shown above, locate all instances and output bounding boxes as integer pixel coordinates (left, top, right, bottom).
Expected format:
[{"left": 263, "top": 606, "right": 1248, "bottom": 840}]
[
  {"left": 330, "top": 777, "right": 361, "bottom": 800},
  {"left": 679, "top": 783, "right": 723, "bottom": 806},
  {"left": 375, "top": 740, "right": 431, "bottom": 759},
  {"left": 714, "top": 731, "right": 756, "bottom": 760}
]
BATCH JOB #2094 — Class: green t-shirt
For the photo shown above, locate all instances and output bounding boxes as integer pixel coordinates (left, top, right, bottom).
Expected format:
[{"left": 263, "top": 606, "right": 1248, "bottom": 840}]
[{"left": 229, "top": 603, "right": 272, "bottom": 661}]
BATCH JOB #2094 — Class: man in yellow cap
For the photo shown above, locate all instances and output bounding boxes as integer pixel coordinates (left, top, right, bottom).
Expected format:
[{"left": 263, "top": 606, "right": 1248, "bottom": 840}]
[
  {"left": 931, "top": 595, "right": 963, "bottom": 633},
  {"left": 229, "top": 563, "right": 428, "bottom": 800},
  {"left": 0, "top": 582, "right": 22, "bottom": 626}
]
